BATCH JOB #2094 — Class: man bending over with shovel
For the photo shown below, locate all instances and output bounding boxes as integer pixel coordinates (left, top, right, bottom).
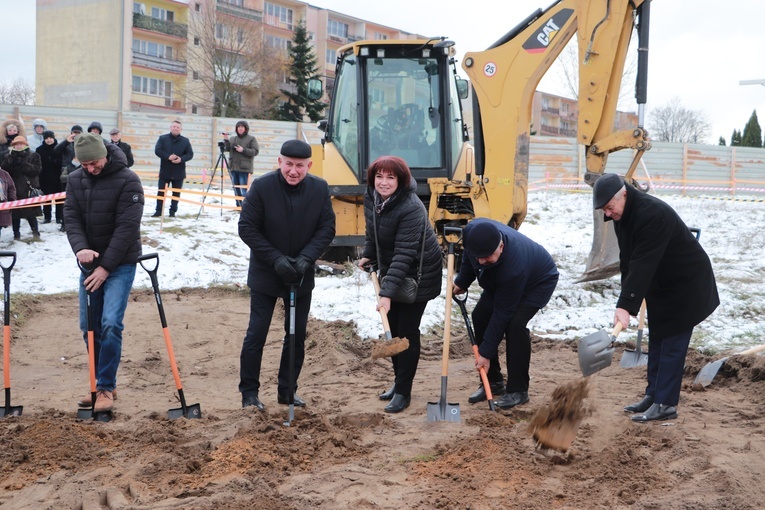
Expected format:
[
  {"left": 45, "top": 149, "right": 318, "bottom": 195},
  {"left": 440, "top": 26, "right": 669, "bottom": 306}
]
[
  {"left": 593, "top": 173, "right": 719, "bottom": 422},
  {"left": 238, "top": 140, "right": 335, "bottom": 411},
  {"left": 453, "top": 219, "right": 558, "bottom": 409}
]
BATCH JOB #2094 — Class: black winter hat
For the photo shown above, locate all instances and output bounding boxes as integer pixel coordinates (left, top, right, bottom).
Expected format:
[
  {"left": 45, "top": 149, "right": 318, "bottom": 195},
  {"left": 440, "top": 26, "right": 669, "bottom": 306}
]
[
  {"left": 88, "top": 121, "right": 103, "bottom": 134},
  {"left": 592, "top": 173, "right": 626, "bottom": 209},
  {"left": 71, "top": 125, "right": 83, "bottom": 133},
  {"left": 42, "top": 130, "right": 55, "bottom": 140},
  {"left": 280, "top": 139, "right": 311, "bottom": 159},
  {"left": 466, "top": 221, "right": 502, "bottom": 258}
]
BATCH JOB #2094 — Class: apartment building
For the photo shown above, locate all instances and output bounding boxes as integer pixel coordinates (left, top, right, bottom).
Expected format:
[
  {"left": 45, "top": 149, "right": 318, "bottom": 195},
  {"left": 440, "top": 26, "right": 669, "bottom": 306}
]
[
  {"left": 35, "top": 0, "right": 420, "bottom": 116},
  {"left": 531, "top": 90, "right": 638, "bottom": 138}
]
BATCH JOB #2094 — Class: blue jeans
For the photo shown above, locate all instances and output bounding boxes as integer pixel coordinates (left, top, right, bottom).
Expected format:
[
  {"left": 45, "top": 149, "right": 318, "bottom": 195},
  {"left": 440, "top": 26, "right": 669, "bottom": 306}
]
[
  {"left": 230, "top": 171, "right": 249, "bottom": 207},
  {"left": 79, "top": 263, "right": 136, "bottom": 391}
]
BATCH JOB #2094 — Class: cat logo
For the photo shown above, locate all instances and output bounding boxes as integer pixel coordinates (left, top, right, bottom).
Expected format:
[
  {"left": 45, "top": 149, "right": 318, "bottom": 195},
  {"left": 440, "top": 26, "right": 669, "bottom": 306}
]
[{"left": 522, "top": 8, "right": 574, "bottom": 54}]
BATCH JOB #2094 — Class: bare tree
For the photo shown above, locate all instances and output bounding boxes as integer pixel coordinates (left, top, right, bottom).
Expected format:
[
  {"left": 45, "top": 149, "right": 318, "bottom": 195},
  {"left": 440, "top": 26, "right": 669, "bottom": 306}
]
[
  {"left": 648, "top": 97, "right": 711, "bottom": 144},
  {"left": 186, "top": 6, "right": 286, "bottom": 118},
  {"left": 555, "top": 38, "right": 637, "bottom": 112},
  {"left": 0, "top": 78, "right": 35, "bottom": 105}
]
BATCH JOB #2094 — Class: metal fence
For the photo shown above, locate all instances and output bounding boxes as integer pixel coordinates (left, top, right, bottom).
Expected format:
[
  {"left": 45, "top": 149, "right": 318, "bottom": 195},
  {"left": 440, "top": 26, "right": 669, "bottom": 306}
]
[{"left": 3, "top": 103, "right": 765, "bottom": 196}]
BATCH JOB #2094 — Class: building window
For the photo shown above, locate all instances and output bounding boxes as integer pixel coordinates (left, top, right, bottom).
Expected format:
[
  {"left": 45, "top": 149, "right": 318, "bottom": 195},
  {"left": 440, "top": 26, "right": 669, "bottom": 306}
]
[
  {"left": 325, "top": 49, "right": 336, "bottom": 65},
  {"left": 151, "top": 7, "right": 174, "bottom": 21},
  {"left": 375, "top": 33, "right": 388, "bottom": 40},
  {"left": 266, "top": 35, "right": 291, "bottom": 53},
  {"left": 193, "top": 71, "right": 200, "bottom": 80},
  {"left": 215, "top": 23, "right": 229, "bottom": 40},
  {"left": 264, "top": 2, "right": 293, "bottom": 30},
  {"left": 132, "top": 74, "right": 173, "bottom": 99},
  {"left": 191, "top": 105, "right": 198, "bottom": 114},
  {"left": 194, "top": 2, "right": 201, "bottom": 12},
  {"left": 132, "top": 39, "right": 174, "bottom": 59},
  {"left": 133, "top": 2, "right": 146, "bottom": 15},
  {"left": 328, "top": 20, "right": 348, "bottom": 39},
  {"left": 194, "top": 36, "right": 201, "bottom": 46}
]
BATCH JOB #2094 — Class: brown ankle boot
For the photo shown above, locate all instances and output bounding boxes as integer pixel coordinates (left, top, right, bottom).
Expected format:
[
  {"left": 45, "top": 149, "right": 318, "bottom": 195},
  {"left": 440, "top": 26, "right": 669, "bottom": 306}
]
[
  {"left": 94, "top": 390, "right": 114, "bottom": 412},
  {"left": 78, "top": 388, "right": 117, "bottom": 407}
]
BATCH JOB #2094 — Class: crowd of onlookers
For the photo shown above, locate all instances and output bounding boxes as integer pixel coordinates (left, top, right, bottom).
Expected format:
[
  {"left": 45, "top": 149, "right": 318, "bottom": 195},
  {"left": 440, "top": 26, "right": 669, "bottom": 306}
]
[{"left": 0, "top": 118, "right": 134, "bottom": 240}]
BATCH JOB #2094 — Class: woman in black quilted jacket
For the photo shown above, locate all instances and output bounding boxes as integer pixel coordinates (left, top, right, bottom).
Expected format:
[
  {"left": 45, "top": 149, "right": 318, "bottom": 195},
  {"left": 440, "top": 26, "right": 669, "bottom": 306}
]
[{"left": 358, "top": 156, "right": 442, "bottom": 413}]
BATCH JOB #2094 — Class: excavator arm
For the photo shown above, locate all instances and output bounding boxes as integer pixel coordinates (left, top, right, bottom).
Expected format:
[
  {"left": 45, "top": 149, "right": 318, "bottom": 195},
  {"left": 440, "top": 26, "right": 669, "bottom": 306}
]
[{"left": 459, "top": 0, "right": 650, "bottom": 233}]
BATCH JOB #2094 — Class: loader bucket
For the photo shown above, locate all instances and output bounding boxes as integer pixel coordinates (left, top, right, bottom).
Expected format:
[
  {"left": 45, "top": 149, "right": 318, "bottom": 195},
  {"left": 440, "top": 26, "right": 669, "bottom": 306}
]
[{"left": 578, "top": 209, "right": 620, "bottom": 282}]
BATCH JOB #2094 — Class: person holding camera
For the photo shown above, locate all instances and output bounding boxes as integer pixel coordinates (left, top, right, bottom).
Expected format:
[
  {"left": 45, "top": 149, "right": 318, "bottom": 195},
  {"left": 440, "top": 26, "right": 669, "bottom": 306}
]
[
  {"left": 237, "top": 140, "right": 335, "bottom": 411},
  {"left": 357, "top": 156, "right": 442, "bottom": 414},
  {"left": 153, "top": 120, "right": 193, "bottom": 218},
  {"left": 223, "top": 120, "right": 259, "bottom": 208}
]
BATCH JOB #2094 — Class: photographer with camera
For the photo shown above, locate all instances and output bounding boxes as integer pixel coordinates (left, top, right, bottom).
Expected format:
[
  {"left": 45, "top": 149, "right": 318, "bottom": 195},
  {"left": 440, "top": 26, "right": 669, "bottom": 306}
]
[
  {"left": 222, "top": 120, "right": 259, "bottom": 208},
  {"left": 152, "top": 120, "right": 193, "bottom": 218}
]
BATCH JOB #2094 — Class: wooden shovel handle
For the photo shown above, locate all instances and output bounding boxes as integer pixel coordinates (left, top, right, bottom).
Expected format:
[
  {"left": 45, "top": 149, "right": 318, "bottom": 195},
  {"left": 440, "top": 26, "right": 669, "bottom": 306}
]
[
  {"left": 740, "top": 344, "right": 765, "bottom": 356},
  {"left": 441, "top": 251, "right": 455, "bottom": 376},
  {"left": 370, "top": 272, "right": 393, "bottom": 339},
  {"left": 637, "top": 300, "right": 647, "bottom": 330},
  {"left": 611, "top": 321, "right": 624, "bottom": 338}
]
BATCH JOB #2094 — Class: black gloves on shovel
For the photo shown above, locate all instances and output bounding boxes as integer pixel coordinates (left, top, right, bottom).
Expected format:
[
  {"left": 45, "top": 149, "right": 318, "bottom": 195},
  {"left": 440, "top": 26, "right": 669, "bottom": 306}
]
[
  {"left": 292, "top": 255, "right": 313, "bottom": 277},
  {"left": 274, "top": 256, "right": 299, "bottom": 284}
]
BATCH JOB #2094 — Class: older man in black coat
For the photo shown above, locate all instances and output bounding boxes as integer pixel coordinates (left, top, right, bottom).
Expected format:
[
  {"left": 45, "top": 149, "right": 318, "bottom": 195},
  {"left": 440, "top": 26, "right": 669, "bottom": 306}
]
[
  {"left": 594, "top": 173, "right": 719, "bottom": 422},
  {"left": 153, "top": 120, "right": 193, "bottom": 217},
  {"left": 238, "top": 140, "right": 335, "bottom": 411}
]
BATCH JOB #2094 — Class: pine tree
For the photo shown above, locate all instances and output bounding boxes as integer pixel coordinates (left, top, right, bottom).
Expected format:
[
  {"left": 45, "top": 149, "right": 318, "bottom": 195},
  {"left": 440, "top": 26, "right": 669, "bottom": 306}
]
[
  {"left": 277, "top": 21, "right": 326, "bottom": 122},
  {"left": 718, "top": 136, "right": 726, "bottom": 146},
  {"left": 730, "top": 129, "right": 742, "bottom": 146},
  {"left": 741, "top": 110, "right": 763, "bottom": 148}
]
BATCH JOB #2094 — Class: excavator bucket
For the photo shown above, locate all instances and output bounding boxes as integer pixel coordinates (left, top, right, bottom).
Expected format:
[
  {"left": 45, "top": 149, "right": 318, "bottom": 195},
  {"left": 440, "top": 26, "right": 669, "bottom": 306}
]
[{"left": 578, "top": 210, "right": 620, "bottom": 283}]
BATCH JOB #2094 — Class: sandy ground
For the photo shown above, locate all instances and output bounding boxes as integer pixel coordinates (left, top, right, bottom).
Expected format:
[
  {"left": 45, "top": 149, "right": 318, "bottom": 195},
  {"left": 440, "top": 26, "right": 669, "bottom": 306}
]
[{"left": 1, "top": 287, "right": 765, "bottom": 509}]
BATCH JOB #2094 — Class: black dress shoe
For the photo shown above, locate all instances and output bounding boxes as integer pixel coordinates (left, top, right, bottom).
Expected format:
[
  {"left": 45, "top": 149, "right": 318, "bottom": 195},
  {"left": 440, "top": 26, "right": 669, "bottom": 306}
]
[
  {"left": 496, "top": 391, "right": 529, "bottom": 409},
  {"left": 468, "top": 382, "right": 506, "bottom": 403},
  {"left": 384, "top": 393, "right": 410, "bottom": 413},
  {"left": 242, "top": 395, "right": 265, "bottom": 411},
  {"left": 277, "top": 393, "right": 306, "bottom": 406},
  {"left": 43, "top": 218, "right": 52, "bottom": 224},
  {"left": 631, "top": 403, "right": 677, "bottom": 422},
  {"left": 624, "top": 395, "right": 654, "bottom": 413},
  {"left": 151, "top": 212, "right": 161, "bottom": 217},
  {"left": 379, "top": 383, "right": 396, "bottom": 401}
]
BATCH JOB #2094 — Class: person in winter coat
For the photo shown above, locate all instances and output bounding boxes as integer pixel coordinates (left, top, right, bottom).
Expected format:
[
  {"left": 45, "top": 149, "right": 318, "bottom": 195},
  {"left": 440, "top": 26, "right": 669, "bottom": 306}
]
[
  {"left": 65, "top": 133, "right": 144, "bottom": 413},
  {"left": 87, "top": 121, "right": 110, "bottom": 144},
  {"left": 27, "top": 118, "right": 48, "bottom": 151},
  {"left": 36, "top": 130, "right": 63, "bottom": 224},
  {"left": 238, "top": 140, "right": 335, "bottom": 411},
  {"left": 593, "top": 173, "right": 719, "bottom": 422},
  {"left": 0, "top": 119, "right": 26, "bottom": 159},
  {"left": 452, "top": 219, "right": 559, "bottom": 410},
  {"left": 0, "top": 168, "right": 18, "bottom": 239},
  {"left": 55, "top": 125, "right": 84, "bottom": 176},
  {"left": 109, "top": 128, "right": 134, "bottom": 167},
  {"left": 152, "top": 120, "right": 193, "bottom": 217},
  {"left": 1, "top": 136, "right": 42, "bottom": 240},
  {"left": 223, "top": 120, "right": 259, "bottom": 207},
  {"left": 358, "top": 156, "right": 443, "bottom": 413}
]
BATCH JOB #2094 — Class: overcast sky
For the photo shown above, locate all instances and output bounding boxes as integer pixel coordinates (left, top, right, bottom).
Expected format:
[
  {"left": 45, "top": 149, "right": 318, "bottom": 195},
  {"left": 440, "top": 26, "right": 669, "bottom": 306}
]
[{"left": 2, "top": 0, "right": 765, "bottom": 144}]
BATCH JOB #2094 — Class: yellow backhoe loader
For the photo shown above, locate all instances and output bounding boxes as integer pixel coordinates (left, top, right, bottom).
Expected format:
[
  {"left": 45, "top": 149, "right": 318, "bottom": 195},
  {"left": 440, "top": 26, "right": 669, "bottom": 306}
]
[{"left": 308, "top": 0, "right": 653, "bottom": 280}]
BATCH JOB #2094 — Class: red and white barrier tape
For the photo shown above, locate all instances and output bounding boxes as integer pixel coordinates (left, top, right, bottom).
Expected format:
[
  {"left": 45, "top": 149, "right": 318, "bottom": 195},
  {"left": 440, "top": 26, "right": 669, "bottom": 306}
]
[{"left": 0, "top": 192, "right": 66, "bottom": 211}]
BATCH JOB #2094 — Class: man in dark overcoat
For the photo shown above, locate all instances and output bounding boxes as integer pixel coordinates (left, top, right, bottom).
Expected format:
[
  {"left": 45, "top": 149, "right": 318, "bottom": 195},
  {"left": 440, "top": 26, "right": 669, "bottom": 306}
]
[
  {"left": 237, "top": 139, "right": 335, "bottom": 410},
  {"left": 593, "top": 173, "right": 719, "bottom": 422}
]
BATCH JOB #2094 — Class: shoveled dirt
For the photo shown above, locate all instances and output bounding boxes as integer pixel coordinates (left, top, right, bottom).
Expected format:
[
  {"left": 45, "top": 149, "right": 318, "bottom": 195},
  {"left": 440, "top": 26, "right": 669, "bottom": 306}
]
[{"left": 1, "top": 287, "right": 765, "bottom": 509}]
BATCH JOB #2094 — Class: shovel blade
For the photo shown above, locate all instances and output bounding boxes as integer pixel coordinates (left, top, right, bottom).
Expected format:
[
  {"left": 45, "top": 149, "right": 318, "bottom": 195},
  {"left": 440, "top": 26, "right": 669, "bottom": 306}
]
[
  {"left": 577, "top": 330, "right": 615, "bottom": 376},
  {"left": 0, "top": 405, "right": 23, "bottom": 418},
  {"left": 77, "top": 408, "right": 112, "bottom": 422},
  {"left": 426, "top": 400, "right": 461, "bottom": 422},
  {"left": 168, "top": 403, "right": 202, "bottom": 420},
  {"left": 693, "top": 358, "right": 726, "bottom": 387},
  {"left": 620, "top": 350, "right": 649, "bottom": 368}
]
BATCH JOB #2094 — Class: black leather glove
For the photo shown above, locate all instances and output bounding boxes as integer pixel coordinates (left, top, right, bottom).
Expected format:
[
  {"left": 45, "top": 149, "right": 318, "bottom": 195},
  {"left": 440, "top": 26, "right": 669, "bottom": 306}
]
[
  {"left": 274, "top": 256, "right": 299, "bottom": 284},
  {"left": 292, "top": 255, "right": 313, "bottom": 277}
]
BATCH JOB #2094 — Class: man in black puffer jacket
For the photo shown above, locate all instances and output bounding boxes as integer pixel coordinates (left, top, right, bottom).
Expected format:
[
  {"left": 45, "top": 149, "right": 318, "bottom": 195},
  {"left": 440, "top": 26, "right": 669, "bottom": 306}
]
[
  {"left": 65, "top": 133, "right": 144, "bottom": 414},
  {"left": 238, "top": 139, "right": 335, "bottom": 411}
]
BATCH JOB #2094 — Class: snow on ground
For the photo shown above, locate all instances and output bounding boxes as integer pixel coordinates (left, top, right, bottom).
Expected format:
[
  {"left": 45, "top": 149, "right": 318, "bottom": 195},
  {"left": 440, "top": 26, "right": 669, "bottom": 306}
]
[{"left": 3, "top": 188, "right": 763, "bottom": 353}]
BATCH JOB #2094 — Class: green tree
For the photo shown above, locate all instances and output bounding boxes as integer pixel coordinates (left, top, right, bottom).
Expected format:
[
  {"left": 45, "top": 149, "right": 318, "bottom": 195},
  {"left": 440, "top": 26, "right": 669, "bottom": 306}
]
[
  {"left": 730, "top": 129, "right": 742, "bottom": 146},
  {"left": 277, "top": 21, "right": 326, "bottom": 122},
  {"left": 718, "top": 136, "right": 726, "bottom": 146},
  {"left": 741, "top": 110, "right": 763, "bottom": 148}
]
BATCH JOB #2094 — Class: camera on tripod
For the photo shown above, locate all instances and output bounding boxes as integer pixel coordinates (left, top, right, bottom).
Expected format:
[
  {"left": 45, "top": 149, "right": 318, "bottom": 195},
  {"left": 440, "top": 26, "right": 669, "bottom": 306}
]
[{"left": 218, "top": 140, "right": 226, "bottom": 152}]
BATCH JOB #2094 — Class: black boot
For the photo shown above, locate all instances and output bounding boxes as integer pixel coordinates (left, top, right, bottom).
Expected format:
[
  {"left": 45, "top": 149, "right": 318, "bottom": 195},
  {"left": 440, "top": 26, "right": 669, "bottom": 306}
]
[
  {"left": 631, "top": 403, "right": 677, "bottom": 422},
  {"left": 468, "top": 382, "right": 506, "bottom": 403},
  {"left": 379, "top": 384, "right": 396, "bottom": 401},
  {"left": 384, "top": 394, "right": 410, "bottom": 413},
  {"left": 623, "top": 395, "right": 654, "bottom": 413}
]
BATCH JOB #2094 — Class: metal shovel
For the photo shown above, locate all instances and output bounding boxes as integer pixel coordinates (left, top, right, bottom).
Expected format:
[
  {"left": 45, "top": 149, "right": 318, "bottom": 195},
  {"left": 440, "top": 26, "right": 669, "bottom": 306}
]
[
  {"left": 284, "top": 284, "right": 297, "bottom": 427},
  {"left": 694, "top": 343, "right": 765, "bottom": 387},
  {"left": 577, "top": 323, "right": 623, "bottom": 377},
  {"left": 620, "top": 300, "right": 649, "bottom": 368},
  {"left": 138, "top": 254, "right": 201, "bottom": 420},
  {"left": 0, "top": 252, "right": 22, "bottom": 418},
  {"left": 454, "top": 292, "right": 496, "bottom": 412},
  {"left": 77, "top": 263, "right": 112, "bottom": 422},
  {"left": 427, "top": 229, "right": 460, "bottom": 422}
]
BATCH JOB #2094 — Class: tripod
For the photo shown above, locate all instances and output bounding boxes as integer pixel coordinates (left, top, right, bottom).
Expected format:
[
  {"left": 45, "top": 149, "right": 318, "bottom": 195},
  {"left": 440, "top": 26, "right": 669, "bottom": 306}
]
[{"left": 196, "top": 142, "right": 233, "bottom": 219}]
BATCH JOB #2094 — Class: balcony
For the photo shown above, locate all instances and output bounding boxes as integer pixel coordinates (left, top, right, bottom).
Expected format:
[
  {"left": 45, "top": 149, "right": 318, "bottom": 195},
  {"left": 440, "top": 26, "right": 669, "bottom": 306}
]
[
  {"left": 216, "top": 1, "right": 263, "bottom": 22},
  {"left": 133, "top": 13, "right": 188, "bottom": 39},
  {"left": 264, "top": 14, "right": 293, "bottom": 31},
  {"left": 560, "top": 128, "right": 577, "bottom": 137},
  {"left": 132, "top": 51, "right": 187, "bottom": 74},
  {"left": 347, "top": 34, "right": 365, "bottom": 42},
  {"left": 328, "top": 35, "right": 346, "bottom": 44},
  {"left": 539, "top": 125, "right": 559, "bottom": 135},
  {"left": 541, "top": 106, "right": 560, "bottom": 115}
]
